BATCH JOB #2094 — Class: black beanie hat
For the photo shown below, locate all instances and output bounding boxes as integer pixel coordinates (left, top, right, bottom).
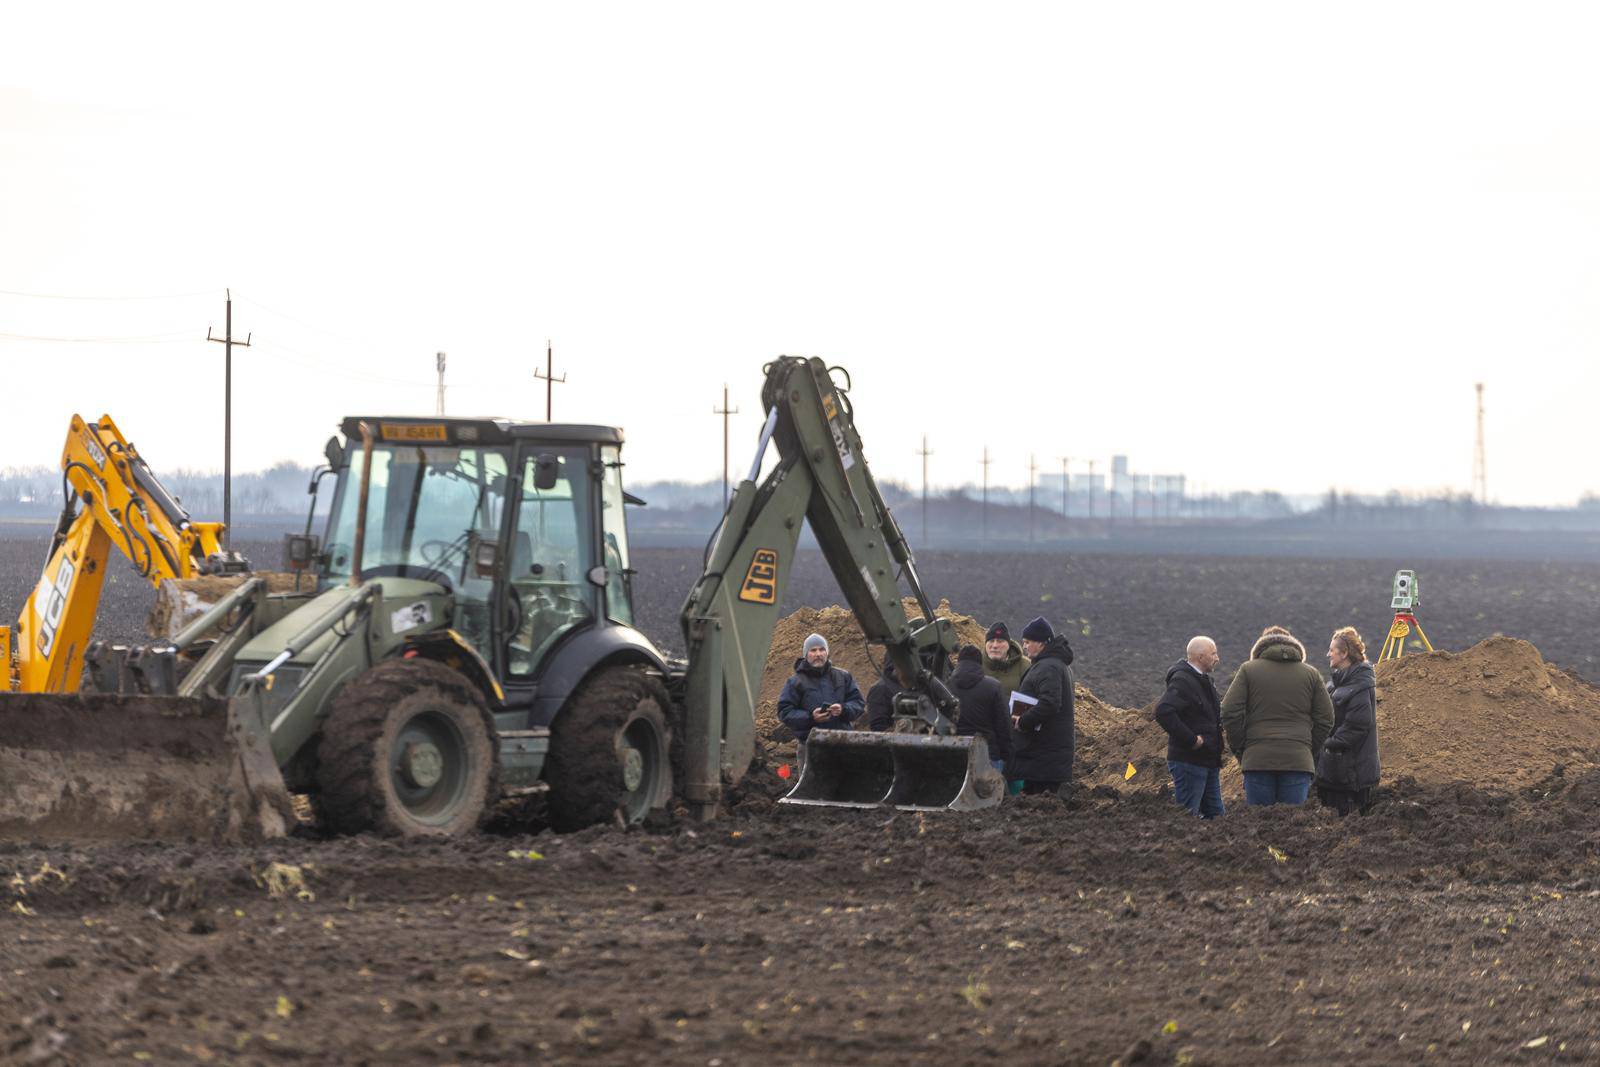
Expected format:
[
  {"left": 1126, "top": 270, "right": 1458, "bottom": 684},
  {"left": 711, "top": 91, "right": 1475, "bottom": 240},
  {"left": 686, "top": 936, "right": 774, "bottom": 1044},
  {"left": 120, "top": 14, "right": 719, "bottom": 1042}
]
[
  {"left": 1022, "top": 616, "right": 1054, "bottom": 643},
  {"left": 985, "top": 622, "right": 1009, "bottom": 643},
  {"left": 957, "top": 643, "right": 982, "bottom": 664}
]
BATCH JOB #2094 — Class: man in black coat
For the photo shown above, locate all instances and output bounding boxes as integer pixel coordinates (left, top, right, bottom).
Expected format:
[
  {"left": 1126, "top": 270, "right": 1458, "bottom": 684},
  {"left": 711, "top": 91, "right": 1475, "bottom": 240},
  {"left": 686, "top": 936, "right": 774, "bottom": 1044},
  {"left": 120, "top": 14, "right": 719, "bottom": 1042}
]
[
  {"left": 1011, "top": 616, "right": 1075, "bottom": 795},
  {"left": 1154, "top": 635, "right": 1225, "bottom": 819},
  {"left": 948, "top": 644, "right": 1012, "bottom": 772},
  {"left": 866, "top": 655, "right": 906, "bottom": 732}
]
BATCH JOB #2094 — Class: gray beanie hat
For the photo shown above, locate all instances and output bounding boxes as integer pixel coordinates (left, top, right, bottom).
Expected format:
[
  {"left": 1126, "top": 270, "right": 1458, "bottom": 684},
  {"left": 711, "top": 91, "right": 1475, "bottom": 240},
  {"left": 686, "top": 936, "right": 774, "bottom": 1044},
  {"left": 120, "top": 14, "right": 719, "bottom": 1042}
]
[{"left": 803, "top": 633, "right": 829, "bottom": 655}]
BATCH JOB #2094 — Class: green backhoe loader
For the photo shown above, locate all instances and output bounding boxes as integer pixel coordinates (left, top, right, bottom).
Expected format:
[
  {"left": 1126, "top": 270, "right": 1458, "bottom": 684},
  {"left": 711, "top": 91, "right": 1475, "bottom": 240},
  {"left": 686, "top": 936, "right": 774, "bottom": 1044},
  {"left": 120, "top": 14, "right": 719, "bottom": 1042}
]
[{"left": 0, "top": 358, "right": 1002, "bottom": 842}]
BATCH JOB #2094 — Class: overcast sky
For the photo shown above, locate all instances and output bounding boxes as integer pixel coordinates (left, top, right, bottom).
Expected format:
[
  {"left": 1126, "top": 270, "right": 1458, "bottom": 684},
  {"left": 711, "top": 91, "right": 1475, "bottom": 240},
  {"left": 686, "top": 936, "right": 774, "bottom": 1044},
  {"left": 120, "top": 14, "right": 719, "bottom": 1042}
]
[{"left": 2, "top": 2, "right": 1596, "bottom": 504}]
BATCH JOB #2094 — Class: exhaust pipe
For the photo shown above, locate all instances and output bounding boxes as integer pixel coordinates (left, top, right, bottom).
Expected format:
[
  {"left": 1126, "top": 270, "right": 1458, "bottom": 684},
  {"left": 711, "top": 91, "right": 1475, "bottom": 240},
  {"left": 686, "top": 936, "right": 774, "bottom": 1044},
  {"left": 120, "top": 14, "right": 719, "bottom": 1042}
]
[{"left": 779, "top": 731, "right": 1005, "bottom": 812}]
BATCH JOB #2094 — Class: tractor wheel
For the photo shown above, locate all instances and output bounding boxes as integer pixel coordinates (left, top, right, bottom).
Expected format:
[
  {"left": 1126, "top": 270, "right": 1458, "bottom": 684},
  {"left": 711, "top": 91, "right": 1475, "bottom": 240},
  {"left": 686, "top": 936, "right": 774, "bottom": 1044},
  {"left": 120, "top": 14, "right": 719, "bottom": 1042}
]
[
  {"left": 316, "top": 657, "right": 499, "bottom": 837},
  {"left": 544, "top": 666, "right": 677, "bottom": 832}
]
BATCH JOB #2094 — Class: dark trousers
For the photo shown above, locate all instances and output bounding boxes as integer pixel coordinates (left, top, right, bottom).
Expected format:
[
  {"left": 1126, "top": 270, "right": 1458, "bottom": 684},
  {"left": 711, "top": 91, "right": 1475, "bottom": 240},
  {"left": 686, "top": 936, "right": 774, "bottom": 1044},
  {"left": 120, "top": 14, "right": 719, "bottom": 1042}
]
[
  {"left": 1168, "top": 760, "right": 1223, "bottom": 819},
  {"left": 1020, "top": 780, "right": 1064, "bottom": 796},
  {"left": 1317, "top": 784, "right": 1371, "bottom": 816}
]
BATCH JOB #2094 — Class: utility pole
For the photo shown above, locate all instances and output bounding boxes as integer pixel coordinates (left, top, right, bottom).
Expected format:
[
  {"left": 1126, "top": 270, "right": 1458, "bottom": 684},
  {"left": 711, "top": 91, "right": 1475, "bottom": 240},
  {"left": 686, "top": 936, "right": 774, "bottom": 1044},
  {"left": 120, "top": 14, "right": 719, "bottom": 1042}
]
[
  {"left": 533, "top": 339, "right": 567, "bottom": 421},
  {"left": 1472, "top": 382, "right": 1487, "bottom": 505},
  {"left": 713, "top": 384, "right": 739, "bottom": 509},
  {"left": 1027, "top": 454, "right": 1037, "bottom": 544},
  {"left": 1058, "top": 456, "right": 1070, "bottom": 520},
  {"left": 916, "top": 435, "right": 933, "bottom": 544},
  {"left": 979, "top": 446, "right": 993, "bottom": 547},
  {"left": 207, "top": 289, "right": 250, "bottom": 548},
  {"left": 1087, "top": 458, "right": 1097, "bottom": 521},
  {"left": 435, "top": 352, "right": 447, "bottom": 416}
]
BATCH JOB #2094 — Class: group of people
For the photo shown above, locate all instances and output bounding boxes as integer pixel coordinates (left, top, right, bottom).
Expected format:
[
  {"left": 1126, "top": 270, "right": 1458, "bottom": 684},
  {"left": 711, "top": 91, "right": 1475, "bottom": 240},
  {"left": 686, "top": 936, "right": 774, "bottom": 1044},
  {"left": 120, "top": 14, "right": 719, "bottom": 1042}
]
[
  {"left": 775, "top": 614, "right": 1381, "bottom": 816},
  {"left": 1155, "top": 625, "right": 1381, "bottom": 818}
]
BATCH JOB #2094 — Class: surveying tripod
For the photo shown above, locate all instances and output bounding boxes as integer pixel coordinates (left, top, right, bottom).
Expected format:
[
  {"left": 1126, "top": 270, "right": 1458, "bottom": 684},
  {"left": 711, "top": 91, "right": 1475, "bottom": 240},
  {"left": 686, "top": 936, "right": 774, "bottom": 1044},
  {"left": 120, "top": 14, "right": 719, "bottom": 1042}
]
[{"left": 1377, "top": 568, "right": 1434, "bottom": 662}]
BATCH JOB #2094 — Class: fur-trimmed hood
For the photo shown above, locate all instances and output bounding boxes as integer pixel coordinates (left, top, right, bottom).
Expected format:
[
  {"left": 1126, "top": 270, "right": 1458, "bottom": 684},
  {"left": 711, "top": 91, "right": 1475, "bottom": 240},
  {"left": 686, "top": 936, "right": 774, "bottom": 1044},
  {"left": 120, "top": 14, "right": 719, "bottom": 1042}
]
[{"left": 1250, "top": 631, "right": 1306, "bottom": 663}]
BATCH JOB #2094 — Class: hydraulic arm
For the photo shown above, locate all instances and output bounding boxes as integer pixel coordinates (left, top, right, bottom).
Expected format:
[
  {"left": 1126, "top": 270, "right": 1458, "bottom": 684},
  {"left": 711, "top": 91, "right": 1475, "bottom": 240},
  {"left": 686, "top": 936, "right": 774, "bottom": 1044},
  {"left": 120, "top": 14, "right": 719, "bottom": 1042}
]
[
  {"left": 3, "top": 414, "right": 247, "bottom": 693},
  {"left": 679, "top": 357, "right": 1001, "bottom": 815}
]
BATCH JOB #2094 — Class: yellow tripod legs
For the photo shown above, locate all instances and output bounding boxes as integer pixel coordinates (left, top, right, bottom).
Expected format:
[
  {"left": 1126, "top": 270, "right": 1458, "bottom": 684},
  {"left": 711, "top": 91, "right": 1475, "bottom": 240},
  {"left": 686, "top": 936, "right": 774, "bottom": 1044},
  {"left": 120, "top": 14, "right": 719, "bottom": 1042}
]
[{"left": 1378, "top": 612, "right": 1434, "bottom": 662}]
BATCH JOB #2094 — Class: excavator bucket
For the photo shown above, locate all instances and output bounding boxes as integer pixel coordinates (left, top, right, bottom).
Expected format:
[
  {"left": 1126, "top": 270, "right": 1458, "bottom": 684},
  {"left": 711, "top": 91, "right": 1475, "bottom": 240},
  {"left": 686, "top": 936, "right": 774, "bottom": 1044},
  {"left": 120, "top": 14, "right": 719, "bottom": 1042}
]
[
  {"left": 0, "top": 693, "right": 295, "bottom": 843},
  {"left": 780, "top": 732, "right": 1005, "bottom": 812}
]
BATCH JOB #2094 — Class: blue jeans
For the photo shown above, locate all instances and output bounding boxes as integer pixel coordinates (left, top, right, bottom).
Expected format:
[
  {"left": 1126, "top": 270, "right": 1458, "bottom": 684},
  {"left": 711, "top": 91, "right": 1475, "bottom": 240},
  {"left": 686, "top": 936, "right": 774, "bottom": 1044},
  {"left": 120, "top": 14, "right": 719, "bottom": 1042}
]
[
  {"left": 1168, "top": 760, "right": 1223, "bottom": 819},
  {"left": 1243, "top": 770, "right": 1313, "bottom": 806}
]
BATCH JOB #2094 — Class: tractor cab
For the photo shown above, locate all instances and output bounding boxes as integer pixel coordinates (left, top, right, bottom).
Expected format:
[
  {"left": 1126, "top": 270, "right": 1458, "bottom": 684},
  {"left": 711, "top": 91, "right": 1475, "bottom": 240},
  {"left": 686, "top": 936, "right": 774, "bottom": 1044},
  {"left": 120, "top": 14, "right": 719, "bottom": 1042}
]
[{"left": 313, "top": 417, "right": 639, "bottom": 693}]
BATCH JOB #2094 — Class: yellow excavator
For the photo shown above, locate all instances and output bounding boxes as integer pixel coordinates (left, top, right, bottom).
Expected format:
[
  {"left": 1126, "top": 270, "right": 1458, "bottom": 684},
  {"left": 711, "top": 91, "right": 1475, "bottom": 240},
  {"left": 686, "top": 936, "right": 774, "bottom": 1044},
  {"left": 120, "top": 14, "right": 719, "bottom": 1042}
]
[{"left": 2, "top": 413, "right": 248, "bottom": 693}]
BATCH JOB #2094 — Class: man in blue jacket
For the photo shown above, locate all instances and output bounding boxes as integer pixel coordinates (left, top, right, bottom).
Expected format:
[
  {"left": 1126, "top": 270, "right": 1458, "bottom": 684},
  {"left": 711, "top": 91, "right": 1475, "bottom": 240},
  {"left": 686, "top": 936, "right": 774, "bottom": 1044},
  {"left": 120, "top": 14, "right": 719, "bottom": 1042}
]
[
  {"left": 778, "top": 634, "right": 865, "bottom": 765},
  {"left": 1154, "top": 635, "right": 1225, "bottom": 818}
]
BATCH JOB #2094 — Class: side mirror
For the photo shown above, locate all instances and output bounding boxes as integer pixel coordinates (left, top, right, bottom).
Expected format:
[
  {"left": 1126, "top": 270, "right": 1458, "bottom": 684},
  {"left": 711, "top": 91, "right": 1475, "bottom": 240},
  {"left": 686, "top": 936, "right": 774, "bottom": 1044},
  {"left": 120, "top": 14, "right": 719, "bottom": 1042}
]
[
  {"left": 587, "top": 565, "right": 609, "bottom": 588},
  {"left": 283, "top": 533, "right": 320, "bottom": 572},
  {"left": 534, "top": 453, "right": 560, "bottom": 491},
  {"left": 324, "top": 436, "right": 345, "bottom": 471},
  {"left": 472, "top": 537, "right": 500, "bottom": 579}
]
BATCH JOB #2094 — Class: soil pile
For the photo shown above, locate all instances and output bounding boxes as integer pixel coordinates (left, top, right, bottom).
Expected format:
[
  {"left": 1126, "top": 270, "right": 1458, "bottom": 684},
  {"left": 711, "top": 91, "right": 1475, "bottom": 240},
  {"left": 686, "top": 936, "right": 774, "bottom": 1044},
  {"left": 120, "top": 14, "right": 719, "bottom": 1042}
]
[
  {"left": 1375, "top": 636, "right": 1600, "bottom": 788},
  {"left": 146, "top": 571, "right": 313, "bottom": 637},
  {"left": 756, "top": 599, "right": 987, "bottom": 749}
]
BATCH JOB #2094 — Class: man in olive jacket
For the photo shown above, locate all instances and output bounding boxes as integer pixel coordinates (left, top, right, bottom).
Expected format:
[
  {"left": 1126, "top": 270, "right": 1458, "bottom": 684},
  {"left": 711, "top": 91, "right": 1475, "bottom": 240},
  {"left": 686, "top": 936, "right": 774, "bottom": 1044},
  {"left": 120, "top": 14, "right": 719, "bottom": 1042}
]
[
  {"left": 1011, "top": 616, "right": 1075, "bottom": 795},
  {"left": 980, "top": 622, "right": 1031, "bottom": 705},
  {"left": 1221, "top": 626, "right": 1334, "bottom": 806}
]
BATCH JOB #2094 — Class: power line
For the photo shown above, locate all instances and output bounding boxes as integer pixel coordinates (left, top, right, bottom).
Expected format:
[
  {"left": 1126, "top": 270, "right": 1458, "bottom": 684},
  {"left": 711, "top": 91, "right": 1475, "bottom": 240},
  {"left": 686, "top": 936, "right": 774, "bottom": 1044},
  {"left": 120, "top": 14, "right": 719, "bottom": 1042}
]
[
  {"left": 0, "top": 329, "right": 196, "bottom": 343},
  {"left": 0, "top": 286, "right": 216, "bottom": 301}
]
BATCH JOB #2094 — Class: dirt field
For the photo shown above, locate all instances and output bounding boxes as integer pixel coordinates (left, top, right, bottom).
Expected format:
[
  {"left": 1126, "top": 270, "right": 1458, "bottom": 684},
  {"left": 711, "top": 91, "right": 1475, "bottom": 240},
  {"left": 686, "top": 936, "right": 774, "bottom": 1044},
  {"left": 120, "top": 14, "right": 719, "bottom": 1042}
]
[{"left": 5, "top": 535, "right": 1600, "bottom": 1064}]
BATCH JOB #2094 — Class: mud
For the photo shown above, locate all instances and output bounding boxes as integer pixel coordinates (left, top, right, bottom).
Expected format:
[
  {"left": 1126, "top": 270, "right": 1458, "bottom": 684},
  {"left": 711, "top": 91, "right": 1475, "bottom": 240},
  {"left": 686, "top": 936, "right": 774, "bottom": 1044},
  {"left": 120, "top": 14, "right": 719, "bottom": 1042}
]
[
  {"left": 146, "top": 571, "right": 313, "bottom": 639},
  {"left": 6, "top": 772, "right": 1600, "bottom": 1065}
]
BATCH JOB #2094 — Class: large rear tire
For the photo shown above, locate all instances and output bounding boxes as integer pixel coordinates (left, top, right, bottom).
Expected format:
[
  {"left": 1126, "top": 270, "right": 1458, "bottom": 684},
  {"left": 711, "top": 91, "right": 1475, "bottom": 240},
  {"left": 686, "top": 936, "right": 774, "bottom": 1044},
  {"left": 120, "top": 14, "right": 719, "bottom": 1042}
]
[
  {"left": 544, "top": 666, "right": 676, "bottom": 832},
  {"left": 316, "top": 658, "right": 499, "bottom": 837}
]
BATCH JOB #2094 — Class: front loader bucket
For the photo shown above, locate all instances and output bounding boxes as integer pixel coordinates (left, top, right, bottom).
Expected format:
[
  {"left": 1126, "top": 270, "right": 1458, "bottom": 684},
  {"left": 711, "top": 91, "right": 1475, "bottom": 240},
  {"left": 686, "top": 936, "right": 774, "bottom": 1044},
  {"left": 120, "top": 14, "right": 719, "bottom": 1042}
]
[
  {"left": 0, "top": 693, "right": 295, "bottom": 843},
  {"left": 780, "top": 731, "right": 1005, "bottom": 812}
]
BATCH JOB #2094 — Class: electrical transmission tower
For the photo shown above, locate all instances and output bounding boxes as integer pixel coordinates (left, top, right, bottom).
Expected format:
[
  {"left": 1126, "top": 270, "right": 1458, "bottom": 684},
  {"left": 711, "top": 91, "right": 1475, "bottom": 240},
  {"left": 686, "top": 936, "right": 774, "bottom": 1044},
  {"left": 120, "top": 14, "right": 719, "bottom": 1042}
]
[
  {"left": 435, "top": 352, "right": 447, "bottom": 415},
  {"left": 916, "top": 435, "right": 933, "bottom": 544},
  {"left": 979, "top": 446, "right": 993, "bottom": 547},
  {"left": 713, "top": 384, "right": 739, "bottom": 509},
  {"left": 1058, "top": 456, "right": 1070, "bottom": 519},
  {"left": 534, "top": 340, "right": 567, "bottom": 421},
  {"left": 1028, "top": 454, "right": 1037, "bottom": 543},
  {"left": 1472, "top": 382, "right": 1488, "bottom": 505},
  {"left": 206, "top": 289, "right": 250, "bottom": 548}
]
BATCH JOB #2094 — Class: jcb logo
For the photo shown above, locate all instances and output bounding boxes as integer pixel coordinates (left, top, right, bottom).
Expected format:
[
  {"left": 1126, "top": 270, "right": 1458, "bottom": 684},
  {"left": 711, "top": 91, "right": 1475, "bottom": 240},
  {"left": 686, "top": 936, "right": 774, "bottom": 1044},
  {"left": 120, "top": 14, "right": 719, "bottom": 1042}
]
[
  {"left": 36, "top": 557, "right": 75, "bottom": 658},
  {"left": 738, "top": 548, "right": 779, "bottom": 604}
]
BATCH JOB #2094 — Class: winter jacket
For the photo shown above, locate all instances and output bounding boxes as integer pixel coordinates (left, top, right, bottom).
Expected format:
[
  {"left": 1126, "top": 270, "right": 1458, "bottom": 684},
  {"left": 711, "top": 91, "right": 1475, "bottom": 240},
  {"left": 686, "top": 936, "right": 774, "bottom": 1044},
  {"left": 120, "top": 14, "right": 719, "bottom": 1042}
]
[
  {"left": 777, "top": 658, "right": 865, "bottom": 744},
  {"left": 1011, "top": 635, "right": 1075, "bottom": 782},
  {"left": 949, "top": 659, "right": 1012, "bottom": 764},
  {"left": 982, "top": 640, "right": 1032, "bottom": 705},
  {"left": 1154, "top": 661, "right": 1223, "bottom": 769},
  {"left": 1316, "top": 661, "right": 1381, "bottom": 790},
  {"left": 867, "top": 676, "right": 901, "bottom": 732},
  {"left": 1220, "top": 632, "right": 1335, "bottom": 773}
]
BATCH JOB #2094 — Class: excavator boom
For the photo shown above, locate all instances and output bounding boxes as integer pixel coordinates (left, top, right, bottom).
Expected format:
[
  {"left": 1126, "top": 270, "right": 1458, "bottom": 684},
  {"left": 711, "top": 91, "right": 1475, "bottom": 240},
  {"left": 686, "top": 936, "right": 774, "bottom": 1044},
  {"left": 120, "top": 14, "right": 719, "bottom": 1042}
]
[{"left": 679, "top": 357, "right": 1002, "bottom": 814}]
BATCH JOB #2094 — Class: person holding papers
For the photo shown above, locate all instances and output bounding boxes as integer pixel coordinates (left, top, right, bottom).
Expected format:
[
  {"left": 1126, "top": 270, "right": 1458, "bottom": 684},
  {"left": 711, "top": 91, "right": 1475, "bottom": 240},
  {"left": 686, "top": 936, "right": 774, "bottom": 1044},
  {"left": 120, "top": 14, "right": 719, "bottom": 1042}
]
[{"left": 1009, "top": 616, "right": 1076, "bottom": 796}]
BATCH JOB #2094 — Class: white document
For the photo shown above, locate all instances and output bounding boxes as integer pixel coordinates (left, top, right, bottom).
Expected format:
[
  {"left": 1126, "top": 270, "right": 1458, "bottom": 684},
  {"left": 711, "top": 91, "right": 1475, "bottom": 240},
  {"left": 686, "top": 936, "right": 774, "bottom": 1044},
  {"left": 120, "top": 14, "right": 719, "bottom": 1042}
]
[{"left": 1009, "top": 691, "right": 1039, "bottom": 717}]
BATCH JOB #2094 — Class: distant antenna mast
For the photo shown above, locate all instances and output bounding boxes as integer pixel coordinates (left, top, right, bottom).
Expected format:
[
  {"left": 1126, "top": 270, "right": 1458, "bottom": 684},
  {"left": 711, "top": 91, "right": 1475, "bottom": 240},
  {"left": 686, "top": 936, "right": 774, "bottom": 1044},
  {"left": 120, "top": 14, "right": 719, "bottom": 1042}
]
[
  {"left": 1058, "top": 456, "right": 1070, "bottom": 520},
  {"left": 1027, "top": 454, "right": 1038, "bottom": 543},
  {"left": 1472, "top": 382, "right": 1487, "bottom": 505},
  {"left": 435, "top": 352, "right": 447, "bottom": 416},
  {"left": 1087, "top": 458, "right": 1096, "bottom": 520},
  {"left": 206, "top": 288, "right": 251, "bottom": 548},
  {"left": 534, "top": 339, "right": 567, "bottom": 421}
]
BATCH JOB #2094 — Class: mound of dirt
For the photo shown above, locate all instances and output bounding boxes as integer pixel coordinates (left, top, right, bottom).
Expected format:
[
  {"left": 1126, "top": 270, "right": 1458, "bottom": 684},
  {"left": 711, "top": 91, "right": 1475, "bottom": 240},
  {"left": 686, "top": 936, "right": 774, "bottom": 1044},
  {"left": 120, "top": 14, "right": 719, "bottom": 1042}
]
[
  {"left": 756, "top": 599, "right": 988, "bottom": 752},
  {"left": 146, "top": 571, "right": 313, "bottom": 638},
  {"left": 1375, "top": 636, "right": 1600, "bottom": 789}
]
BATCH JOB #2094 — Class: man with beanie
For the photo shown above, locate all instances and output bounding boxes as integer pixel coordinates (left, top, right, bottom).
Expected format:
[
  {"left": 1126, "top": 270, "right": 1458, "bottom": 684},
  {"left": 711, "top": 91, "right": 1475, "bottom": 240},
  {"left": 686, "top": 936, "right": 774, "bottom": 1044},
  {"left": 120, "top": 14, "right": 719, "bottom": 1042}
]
[
  {"left": 949, "top": 644, "right": 1012, "bottom": 772},
  {"left": 1011, "top": 616, "right": 1075, "bottom": 794},
  {"left": 777, "top": 633, "right": 865, "bottom": 764},
  {"left": 1155, "top": 636, "right": 1225, "bottom": 818},
  {"left": 981, "top": 621, "right": 1031, "bottom": 707}
]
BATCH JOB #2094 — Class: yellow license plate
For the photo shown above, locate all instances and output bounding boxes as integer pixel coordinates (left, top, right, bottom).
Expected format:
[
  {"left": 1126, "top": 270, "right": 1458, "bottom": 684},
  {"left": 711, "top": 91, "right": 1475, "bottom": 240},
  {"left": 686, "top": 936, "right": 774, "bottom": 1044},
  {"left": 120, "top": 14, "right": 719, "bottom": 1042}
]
[{"left": 381, "top": 423, "right": 449, "bottom": 442}]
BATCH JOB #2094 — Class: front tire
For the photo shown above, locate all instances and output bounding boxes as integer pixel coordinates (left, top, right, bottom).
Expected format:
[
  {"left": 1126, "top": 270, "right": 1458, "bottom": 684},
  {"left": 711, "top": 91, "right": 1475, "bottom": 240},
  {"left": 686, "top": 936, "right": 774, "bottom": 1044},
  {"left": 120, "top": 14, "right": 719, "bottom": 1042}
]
[
  {"left": 545, "top": 666, "right": 675, "bottom": 832},
  {"left": 317, "top": 658, "right": 499, "bottom": 837}
]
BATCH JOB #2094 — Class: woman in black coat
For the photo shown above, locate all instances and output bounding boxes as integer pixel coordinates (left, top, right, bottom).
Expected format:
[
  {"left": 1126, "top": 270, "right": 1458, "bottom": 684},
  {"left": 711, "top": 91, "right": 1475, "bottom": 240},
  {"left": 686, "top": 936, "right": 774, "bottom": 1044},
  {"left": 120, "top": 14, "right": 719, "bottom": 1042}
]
[{"left": 1316, "top": 626, "right": 1381, "bottom": 815}]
